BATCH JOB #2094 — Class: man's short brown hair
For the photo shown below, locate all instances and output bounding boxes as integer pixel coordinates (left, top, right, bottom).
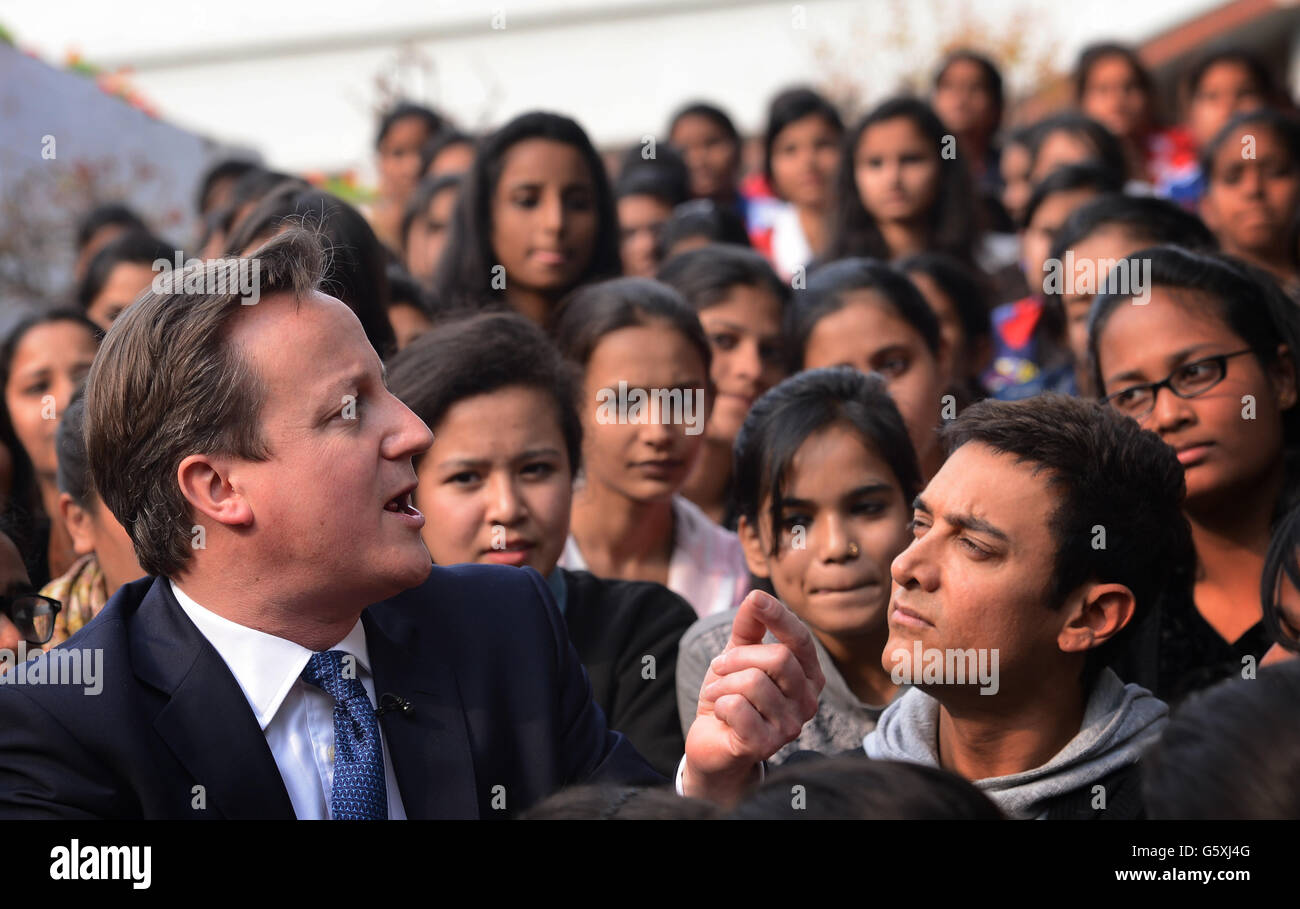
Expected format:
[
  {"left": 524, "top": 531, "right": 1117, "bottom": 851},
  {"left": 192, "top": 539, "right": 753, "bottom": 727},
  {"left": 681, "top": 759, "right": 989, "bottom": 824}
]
[{"left": 85, "top": 228, "right": 324, "bottom": 578}]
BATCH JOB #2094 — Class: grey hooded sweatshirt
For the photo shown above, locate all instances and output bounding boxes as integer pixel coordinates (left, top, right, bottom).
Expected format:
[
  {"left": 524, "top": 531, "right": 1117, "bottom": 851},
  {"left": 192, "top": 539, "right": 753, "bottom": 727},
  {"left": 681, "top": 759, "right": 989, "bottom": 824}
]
[{"left": 862, "top": 668, "right": 1167, "bottom": 819}]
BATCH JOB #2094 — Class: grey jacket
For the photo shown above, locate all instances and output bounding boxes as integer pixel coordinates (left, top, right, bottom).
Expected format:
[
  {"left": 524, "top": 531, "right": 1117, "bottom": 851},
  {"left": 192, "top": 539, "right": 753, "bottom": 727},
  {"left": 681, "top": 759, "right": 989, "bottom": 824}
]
[{"left": 863, "top": 668, "right": 1168, "bottom": 818}]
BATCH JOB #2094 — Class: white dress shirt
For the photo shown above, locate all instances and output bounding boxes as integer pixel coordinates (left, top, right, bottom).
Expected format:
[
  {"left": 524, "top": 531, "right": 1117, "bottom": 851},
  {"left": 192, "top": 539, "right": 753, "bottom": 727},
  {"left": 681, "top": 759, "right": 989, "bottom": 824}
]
[{"left": 170, "top": 580, "right": 407, "bottom": 820}]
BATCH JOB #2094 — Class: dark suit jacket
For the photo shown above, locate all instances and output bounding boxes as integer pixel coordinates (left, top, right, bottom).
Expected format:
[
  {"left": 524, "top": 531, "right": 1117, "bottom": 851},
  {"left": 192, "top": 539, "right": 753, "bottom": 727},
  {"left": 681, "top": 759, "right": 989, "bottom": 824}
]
[{"left": 0, "top": 564, "right": 663, "bottom": 818}]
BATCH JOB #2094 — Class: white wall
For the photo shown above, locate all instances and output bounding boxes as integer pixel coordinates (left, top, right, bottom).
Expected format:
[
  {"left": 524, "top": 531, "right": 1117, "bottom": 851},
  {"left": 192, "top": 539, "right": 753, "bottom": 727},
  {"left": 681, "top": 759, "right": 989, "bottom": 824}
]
[{"left": 0, "top": 0, "right": 1227, "bottom": 178}]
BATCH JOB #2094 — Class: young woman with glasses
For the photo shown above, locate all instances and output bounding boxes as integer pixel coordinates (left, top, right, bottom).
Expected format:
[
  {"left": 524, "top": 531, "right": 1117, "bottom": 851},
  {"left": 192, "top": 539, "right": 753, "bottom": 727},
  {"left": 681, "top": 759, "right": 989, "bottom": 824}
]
[{"left": 1088, "top": 245, "right": 1300, "bottom": 701}]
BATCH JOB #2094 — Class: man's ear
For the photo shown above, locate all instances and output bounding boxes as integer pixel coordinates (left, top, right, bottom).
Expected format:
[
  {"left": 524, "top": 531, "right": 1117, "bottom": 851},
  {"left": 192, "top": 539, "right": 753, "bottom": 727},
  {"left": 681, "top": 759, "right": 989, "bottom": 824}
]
[
  {"left": 736, "top": 515, "right": 773, "bottom": 580},
  {"left": 177, "top": 454, "right": 253, "bottom": 528},
  {"left": 58, "top": 492, "right": 97, "bottom": 557},
  {"left": 1057, "top": 582, "right": 1136, "bottom": 654}
]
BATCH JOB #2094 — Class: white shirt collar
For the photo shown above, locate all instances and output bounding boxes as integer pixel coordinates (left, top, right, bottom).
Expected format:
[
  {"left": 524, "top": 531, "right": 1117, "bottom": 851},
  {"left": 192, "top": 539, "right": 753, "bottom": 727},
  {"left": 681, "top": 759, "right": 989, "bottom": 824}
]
[{"left": 168, "top": 579, "right": 371, "bottom": 731}]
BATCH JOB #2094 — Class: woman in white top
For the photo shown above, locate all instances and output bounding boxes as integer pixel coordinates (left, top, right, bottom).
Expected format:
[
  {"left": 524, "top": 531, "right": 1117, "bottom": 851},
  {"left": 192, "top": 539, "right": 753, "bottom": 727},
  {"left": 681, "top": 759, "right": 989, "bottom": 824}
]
[
  {"left": 760, "top": 87, "right": 844, "bottom": 280},
  {"left": 553, "top": 277, "right": 750, "bottom": 617}
]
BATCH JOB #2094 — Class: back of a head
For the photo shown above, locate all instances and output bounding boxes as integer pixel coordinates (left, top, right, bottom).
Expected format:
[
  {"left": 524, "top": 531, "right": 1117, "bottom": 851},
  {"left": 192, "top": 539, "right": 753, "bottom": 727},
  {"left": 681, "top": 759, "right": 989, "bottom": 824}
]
[
  {"left": 942, "top": 394, "right": 1195, "bottom": 683},
  {"left": 1143, "top": 658, "right": 1300, "bottom": 818},
  {"left": 727, "top": 756, "right": 1004, "bottom": 820},
  {"left": 521, "top": 783, "right": 719, "bottom": 820}
]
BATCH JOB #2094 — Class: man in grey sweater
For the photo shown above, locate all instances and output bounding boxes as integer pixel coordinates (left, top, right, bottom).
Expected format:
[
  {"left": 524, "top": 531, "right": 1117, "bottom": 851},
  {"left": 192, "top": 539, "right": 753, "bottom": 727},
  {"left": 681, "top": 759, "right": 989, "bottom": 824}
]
[
  {"left": 862, "top": 394, "right": 1193, "bottom": 818},
  {"left": 687, "top": 395, "right": 1193, "bottom": 818}
]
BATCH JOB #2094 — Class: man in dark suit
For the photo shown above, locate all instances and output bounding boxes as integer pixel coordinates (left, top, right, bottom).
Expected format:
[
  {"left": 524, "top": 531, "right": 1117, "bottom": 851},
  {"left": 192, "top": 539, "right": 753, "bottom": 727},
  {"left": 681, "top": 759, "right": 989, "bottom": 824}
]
[{"left": 0, "top": 229, "right": 822, "bottom": 818}]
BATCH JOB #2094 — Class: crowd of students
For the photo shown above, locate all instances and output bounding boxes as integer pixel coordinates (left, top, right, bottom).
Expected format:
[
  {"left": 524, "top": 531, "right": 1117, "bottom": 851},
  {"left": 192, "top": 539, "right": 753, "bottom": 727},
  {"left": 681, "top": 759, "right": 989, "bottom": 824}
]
[{"left": 3, "top": 39, "right": 1300, "bottom": 819}]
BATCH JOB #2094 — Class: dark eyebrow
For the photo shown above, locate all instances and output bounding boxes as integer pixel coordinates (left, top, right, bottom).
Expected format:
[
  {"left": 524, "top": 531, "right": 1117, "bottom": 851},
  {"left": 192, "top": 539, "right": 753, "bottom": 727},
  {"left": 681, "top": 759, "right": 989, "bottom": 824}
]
[
  {"left": 912, "top": 495, "right": 1010, "bottom": 543},
  {"left": 779, "top": 483, "right": 894, "bottom": 511},
  {"left": 947, "top": 512, "right": 1010, "bottom": 544},
  {"left": 1104, "top": 343, "right": 1224, "bottom": 387}
]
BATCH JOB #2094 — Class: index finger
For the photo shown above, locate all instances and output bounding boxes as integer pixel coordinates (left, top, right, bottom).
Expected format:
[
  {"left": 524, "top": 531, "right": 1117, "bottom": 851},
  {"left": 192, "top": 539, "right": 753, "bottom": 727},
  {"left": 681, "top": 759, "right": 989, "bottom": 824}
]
[{"left": 726, "top": 590, "right": 824, "bottom": 690}]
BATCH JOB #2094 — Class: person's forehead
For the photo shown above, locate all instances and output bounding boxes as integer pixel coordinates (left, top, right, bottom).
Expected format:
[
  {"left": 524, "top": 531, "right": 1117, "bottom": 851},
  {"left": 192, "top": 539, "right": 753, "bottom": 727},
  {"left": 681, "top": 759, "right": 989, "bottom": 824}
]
[
  {"left": 589, "top": 323, "right": 704, "bottom": 376},
  {"left": 230, "top": 290, "right": 373, "bottom": 385},
  {"left": 500, "top": 139, "right": 590, "bottom": 179},
  {"left": 926, "top": 442, "right": 1056, "bottom": 536},
  {"left": 821, "top": 292, "right": 918, "bottom": 340}
]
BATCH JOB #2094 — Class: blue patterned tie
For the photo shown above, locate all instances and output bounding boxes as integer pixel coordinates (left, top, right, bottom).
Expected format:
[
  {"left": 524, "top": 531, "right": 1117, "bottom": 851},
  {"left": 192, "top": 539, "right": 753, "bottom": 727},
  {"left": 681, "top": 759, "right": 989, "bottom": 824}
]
[{"left": 300, "top": 650, "right": 388, "bottom": 820}]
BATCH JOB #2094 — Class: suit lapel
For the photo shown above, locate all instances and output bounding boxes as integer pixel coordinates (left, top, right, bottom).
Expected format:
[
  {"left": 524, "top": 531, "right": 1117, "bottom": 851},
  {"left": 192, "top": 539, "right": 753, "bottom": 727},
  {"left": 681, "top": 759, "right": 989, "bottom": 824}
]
[
  {"left": 131, "top": 578, "right": 296, "bottom": 819},
  {"left": 363, "top": 607, "right": 479, "bottom": 819}
]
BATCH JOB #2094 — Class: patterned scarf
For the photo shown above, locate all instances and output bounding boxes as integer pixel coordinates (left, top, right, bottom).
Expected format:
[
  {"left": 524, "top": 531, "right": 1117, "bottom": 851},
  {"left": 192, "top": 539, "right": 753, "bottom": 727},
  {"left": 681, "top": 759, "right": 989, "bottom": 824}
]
[{"left": 38, "top": 553, "right": 108, "bottom": 648}]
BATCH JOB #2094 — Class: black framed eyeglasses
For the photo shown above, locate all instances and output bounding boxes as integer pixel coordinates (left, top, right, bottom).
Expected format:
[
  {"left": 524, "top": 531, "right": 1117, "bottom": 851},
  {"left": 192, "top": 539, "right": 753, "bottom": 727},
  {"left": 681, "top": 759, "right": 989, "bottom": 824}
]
[
  {"left": 1, "top": 593, "right": 62, "bottom": 645},
  {"left": 1102, "top": 349, "right": 1255, "bottom": 419}
]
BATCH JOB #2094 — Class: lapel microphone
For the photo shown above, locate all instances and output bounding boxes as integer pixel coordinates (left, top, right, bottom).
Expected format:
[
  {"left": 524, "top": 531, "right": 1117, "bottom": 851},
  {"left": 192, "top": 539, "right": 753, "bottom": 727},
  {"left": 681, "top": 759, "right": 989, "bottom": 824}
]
[{"left": 375, "top": 693, "right": 414, "bottom": 717}]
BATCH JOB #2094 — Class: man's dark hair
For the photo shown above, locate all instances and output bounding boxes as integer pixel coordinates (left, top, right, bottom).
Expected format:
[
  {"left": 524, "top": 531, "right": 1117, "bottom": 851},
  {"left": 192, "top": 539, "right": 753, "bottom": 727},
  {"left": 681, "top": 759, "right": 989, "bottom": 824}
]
[
  {"left": 387, "top": 311, "right": 583, "bottom": 477},
  {"left": 521, "top": 783, "right": 719, "bottom": 820},
  {"left": 729, "top": 756, "right": 1004, "bottom": 820},
  {"left": 1143, "top": 659, "right": 1300, "bottom": 818},
  {"left": 941, "top": 394, "right": 1195, "bottom": 683}
]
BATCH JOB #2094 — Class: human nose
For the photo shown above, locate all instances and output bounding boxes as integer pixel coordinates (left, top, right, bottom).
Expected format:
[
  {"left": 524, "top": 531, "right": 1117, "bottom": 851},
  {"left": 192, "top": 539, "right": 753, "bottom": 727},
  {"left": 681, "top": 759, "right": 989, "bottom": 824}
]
[
  {"left": 1146, "top": 382, "right": 1196, "bottom": 434},
  {"left": 484, "top": 471, "right": 526, "bottom": 527},
  {"left": 815, "top": 512, "right": 857, "bottom": 563},
  {"left": 890, "top": 532, "right": 938, "bottom": 593},
  {"left": 385, "top": 397, "right": 435, "bottom": 461}
]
